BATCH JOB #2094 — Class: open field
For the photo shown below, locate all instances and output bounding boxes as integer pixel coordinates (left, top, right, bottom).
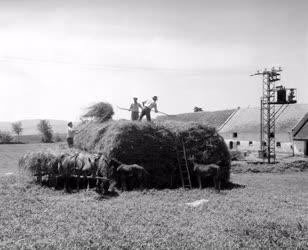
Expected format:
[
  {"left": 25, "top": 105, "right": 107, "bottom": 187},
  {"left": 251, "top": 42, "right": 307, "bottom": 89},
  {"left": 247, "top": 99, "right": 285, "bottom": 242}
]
[
  {"left": 0, "top": 144, "right": 308, "bottom": 249},
  {"left": 14, "top": 134, "right": 66, "bottom": 144}
]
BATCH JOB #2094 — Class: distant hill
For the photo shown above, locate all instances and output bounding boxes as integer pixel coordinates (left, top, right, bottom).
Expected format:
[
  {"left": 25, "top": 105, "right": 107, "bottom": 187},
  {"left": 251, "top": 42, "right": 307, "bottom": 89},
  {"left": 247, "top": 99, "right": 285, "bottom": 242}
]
[
  {"left": 0, "top": 119, "right": 69, "bottom": 135},
  {"left": 157, "top": 109, "right": 236, "bottom": 128}
]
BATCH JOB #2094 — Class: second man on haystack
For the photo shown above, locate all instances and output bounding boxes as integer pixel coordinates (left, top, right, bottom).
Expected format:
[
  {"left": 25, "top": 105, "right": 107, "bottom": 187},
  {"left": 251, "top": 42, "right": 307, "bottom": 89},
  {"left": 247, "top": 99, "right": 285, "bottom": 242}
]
[
  {"left": 139, "top": 96, "right": 158, "bottom": 122},
  {"left": 129, "top": 97, "right": 143, "bottom": 121}
]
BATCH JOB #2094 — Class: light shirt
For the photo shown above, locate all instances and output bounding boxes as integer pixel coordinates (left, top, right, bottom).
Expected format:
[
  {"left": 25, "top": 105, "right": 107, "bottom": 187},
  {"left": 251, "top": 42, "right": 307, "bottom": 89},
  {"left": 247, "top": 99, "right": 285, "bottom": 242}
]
[
  {"left": 129, "top": 102, "right": 142, "bottom": 112},
  {"left": 67, "top": 127, "right": 77, "bottom": 138},
  {"left": 144, "top": 99, "right": 158, "bottom": 112}
]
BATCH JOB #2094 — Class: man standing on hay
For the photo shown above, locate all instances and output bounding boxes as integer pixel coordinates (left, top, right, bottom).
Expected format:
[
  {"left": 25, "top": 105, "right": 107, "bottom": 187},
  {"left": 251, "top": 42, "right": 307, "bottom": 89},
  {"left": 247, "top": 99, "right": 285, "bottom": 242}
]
[
  {"left": 129, "top": 97, "right": 143, "bottom": 121},
  {"left": 67, "top": 122, "right": 79, "bottom": 148},
  {"left": 139, "top": 96, "right": 158, "bottom": 122}
]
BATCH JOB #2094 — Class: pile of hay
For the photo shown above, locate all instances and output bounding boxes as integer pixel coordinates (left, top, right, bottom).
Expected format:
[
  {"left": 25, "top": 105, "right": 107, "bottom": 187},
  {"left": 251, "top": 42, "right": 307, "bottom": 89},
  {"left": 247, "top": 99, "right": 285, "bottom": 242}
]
[
  {"left": 230, "top": 150, "right": 247, "bottom": 161},
  {"left": 18, "top": 148, "right": 80, "bottom": 177},
  {"left": 75, "top": 120, "right": 231, "bottom": 188},
  {"left": 19, "top": 151, "right": 57, "bottom": 176},
  {"left": 82, "top": 102, "right": 114, "bottom": 122}
]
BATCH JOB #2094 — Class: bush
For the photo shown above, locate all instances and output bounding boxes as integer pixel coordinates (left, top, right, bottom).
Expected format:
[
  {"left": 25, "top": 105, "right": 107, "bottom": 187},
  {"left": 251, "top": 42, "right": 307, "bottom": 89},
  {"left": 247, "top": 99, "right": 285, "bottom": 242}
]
[
  {"left": 194, "top": 106, "right": 203, "bottom": 112},
  {"left": 0, "top": 130, "right": 13, "bottom": 144}
]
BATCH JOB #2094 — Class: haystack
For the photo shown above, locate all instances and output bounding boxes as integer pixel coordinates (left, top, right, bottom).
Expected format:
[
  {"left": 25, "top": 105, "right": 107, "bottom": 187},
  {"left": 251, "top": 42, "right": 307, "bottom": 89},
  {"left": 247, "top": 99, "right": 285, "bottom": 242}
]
[{"left": 75, "top": 120, "right": 231, "bottom": 188}]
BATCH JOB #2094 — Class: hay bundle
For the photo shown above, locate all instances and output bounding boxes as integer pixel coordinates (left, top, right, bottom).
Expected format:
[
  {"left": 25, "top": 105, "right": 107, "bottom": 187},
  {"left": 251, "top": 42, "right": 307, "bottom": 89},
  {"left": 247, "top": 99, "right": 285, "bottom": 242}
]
[
  {"left": 75, "top": 120, "right": 231, "bottom": 188},
  {"left": 18, "top": 148, "right": 80, "bottom": 176},
  {"left": 18, "top": 151, "right": 58, "bottom": 175},
  {"left": 82, "top": 102, "right": 114, "bottom": 122}
]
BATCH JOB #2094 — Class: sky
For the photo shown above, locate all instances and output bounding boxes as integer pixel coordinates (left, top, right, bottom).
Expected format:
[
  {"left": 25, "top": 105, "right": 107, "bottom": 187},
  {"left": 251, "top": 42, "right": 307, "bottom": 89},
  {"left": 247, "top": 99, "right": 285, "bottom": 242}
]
[{"left": 0, "top": 0, "right": 307, "bottom": 121}]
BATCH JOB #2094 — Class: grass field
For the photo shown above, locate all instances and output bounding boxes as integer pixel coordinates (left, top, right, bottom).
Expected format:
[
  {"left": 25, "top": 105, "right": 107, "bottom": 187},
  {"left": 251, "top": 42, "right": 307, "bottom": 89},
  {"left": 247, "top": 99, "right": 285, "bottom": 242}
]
[
  {"left": 0, "top": 144, "right": 307, "bottom": 249},
  {"left": 13, "top": 134, "right": 66, "bottom": 144}
]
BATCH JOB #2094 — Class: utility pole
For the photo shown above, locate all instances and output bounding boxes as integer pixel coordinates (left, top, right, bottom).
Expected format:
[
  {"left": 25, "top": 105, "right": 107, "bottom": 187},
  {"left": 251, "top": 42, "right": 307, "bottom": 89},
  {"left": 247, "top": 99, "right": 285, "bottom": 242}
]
[{"left": 251, "top": 67, "right": 297, "bottom": 164}]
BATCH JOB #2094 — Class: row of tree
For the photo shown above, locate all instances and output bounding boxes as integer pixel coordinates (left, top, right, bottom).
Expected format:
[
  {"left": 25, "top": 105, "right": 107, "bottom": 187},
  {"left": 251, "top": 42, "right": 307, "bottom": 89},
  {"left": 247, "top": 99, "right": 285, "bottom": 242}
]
[{"left": 0, "top": 120, "right": 58, "bottom": 144}]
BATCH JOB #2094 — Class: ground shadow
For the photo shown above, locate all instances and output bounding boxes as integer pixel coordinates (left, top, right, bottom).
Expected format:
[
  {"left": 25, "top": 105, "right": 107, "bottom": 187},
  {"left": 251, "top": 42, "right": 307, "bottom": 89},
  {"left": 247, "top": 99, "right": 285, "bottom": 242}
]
[
  {"left": 223, "top": 181, "right": 246, "bottom": 190},
  {"left": 95, "top": 190, "right": 120, "bottom": 200}
]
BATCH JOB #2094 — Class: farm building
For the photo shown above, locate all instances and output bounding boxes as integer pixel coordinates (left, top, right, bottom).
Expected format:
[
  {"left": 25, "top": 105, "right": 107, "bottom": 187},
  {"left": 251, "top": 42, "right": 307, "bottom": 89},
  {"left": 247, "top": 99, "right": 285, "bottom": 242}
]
[
  {"left": 292, "top": 113, "right": 308, "bottom": 156},
  {"left": 158, "top": 104, "right": 308, "bottom": 156}
]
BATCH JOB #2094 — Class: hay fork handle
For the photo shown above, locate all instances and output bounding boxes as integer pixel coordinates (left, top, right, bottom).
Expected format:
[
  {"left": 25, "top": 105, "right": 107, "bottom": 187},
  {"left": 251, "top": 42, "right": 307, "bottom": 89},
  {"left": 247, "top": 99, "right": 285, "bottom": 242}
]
[
  {"left": 116, "top": 106, "right": 130, "bottom": 111},
  {"left": 157, "top": 111, "right": 170, "bottom": 116}
]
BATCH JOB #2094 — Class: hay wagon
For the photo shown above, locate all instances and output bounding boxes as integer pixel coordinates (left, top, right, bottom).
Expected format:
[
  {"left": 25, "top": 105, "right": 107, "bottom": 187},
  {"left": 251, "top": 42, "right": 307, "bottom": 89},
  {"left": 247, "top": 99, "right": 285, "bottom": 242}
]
[{"left": 19, "top": 120, "right": 231, "bottom": 191}]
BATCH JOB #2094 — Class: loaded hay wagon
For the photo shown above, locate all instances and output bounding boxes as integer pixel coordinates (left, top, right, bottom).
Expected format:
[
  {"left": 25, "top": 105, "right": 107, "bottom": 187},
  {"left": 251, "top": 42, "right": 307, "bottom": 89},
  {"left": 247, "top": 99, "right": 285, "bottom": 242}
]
[
  {"left": 18, "top": 102, "right": 231, "bottom": 192},
  {"left": 74, "top": 120, "right": 231, "bottom": 190}
]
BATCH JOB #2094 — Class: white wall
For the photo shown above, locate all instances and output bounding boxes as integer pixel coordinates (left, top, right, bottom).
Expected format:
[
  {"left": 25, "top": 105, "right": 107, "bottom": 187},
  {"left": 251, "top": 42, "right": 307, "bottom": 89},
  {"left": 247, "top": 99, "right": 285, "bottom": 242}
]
[{"left": 224, "top": 139, "right": 304, "bottom": 155}]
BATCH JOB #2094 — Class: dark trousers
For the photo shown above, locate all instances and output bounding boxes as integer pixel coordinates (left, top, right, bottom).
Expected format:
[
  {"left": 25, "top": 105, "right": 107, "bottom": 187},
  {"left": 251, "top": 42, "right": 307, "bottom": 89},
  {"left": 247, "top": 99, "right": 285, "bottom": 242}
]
[
  {"left": 67, "top": 137, "right": 74, "bottom": 148},
  {"left": 131, "top": 111, "right": 139, "bottom": 121},
  {"left": 139, "top": 107, "right": 151, "bottom": 121}
]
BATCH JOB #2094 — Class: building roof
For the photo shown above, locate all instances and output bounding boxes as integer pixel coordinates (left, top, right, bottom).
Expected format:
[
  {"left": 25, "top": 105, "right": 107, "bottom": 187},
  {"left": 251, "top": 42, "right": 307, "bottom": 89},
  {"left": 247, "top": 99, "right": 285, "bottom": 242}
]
[
  {"left": 292, "top": 113, "right": 308, "bottom": 141},
  {"left": 157, "top": 104, "right": 308, "bottom": 142},
  {"left": 220, "top": 104, "right": 308, "bottom": 142},
  {"left": 156, "top": 109, "right": 236, "bottom": 128}
]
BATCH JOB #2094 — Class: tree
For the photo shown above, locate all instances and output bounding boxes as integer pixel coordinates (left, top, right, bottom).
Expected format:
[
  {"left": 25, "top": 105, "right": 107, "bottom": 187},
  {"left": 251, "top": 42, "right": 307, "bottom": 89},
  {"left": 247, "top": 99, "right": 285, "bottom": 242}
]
[
  {"left": 0, "top": 130, "right": 13, "bottom": 144},
  {"left": 12, "top": 121, "right": 23, "bottom": 143},
  {"left": 37, "top": 120, "right": 53, "bottom": 143},
  {"left": 194, "top": 106, "right": 203, "bottom": 112}
]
